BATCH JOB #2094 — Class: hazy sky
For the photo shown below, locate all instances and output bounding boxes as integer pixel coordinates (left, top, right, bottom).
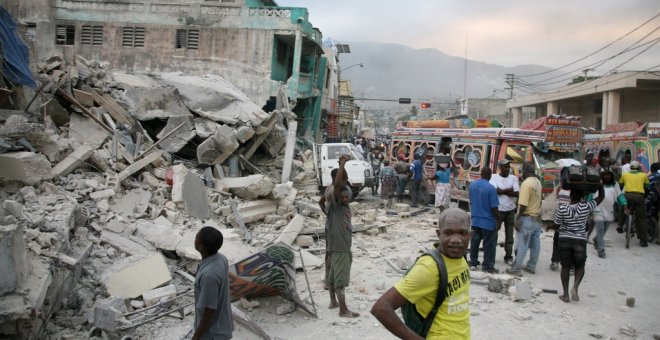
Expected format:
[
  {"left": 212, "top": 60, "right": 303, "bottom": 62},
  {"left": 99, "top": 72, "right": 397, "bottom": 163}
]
[{"left": 276, "top": 0, "right": 660, "bottom": 72}]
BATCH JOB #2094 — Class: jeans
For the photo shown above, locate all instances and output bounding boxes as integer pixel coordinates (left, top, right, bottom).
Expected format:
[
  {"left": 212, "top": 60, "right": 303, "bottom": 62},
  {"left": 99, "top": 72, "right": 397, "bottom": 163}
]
[
  {"left": 594, "top": 220, "right": 612, "bottom": 252},
  {"left": 513, "top": 216, "right": 542, "bottom": 271},
  {"left": 499, "top": 210, "right": 516, "bottom": 260},
  {"left": 410, "top": 179, "right": 422, "bottom": 206},
  {"left": 469, "top": 227, "right": 498, "bottom": 270}
]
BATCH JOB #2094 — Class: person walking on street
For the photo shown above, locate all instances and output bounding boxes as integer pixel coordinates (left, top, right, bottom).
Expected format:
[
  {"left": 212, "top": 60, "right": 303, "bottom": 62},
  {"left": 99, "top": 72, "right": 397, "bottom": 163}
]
[
  {"left": 369, "top": 148, "right": 385, "bottom": 195},
  {"left": 468, "top": 167, "right": 501, "bottom": 274},
  {"left": 430, "top": 160, "right": 453, "bottom": 214},
  {"left": 506, "top": 162, "right": 542, "bottom": 276},
  {"left": 409, "top": 153, "right": 424, "bottom": 208},
  {"left": 394, "top": 155, "right": 409, "bottom": 203},
  {"left": 550, "top": 185, "right": 571, "bottom": 271},
  {"left": 192, "top": 227, "right": 233, "bottom": 340},
  {"left": 620, "top": 160, "right": 650, "bottom": 247},
  {"left": 554, "top": 187, "right": 605, "bottom": 303},
  {"left": 323, "top": 154, "right": 360, "bottom": 318},
  {"left": 489, "top": 159, "right": 519, "bottom": 266},
  {"left": 592, "top": 169, "right": 627, "bottom": 257},
  {"left": 371, "top": 208, "right": 472, "bottom": 339},
  {"left": 380, "top": 160, "right": 398, "bottom": 209}
]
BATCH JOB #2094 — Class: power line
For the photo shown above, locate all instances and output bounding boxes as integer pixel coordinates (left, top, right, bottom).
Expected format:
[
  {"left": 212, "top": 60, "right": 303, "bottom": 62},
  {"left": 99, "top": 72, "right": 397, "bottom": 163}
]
[{"left": 517, "top": 11, "right": 660, "bottom": 78}]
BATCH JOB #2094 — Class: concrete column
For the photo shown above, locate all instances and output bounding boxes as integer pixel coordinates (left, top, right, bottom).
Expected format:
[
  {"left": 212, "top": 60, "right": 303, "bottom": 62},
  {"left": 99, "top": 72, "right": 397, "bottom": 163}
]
[
  {"left": 605, "top": 90, "right": 621, "bottom": 127},
  {"left": 512, "top": 107, "right": 523, "bottom": 128},
  {"left": 288, "top": 29, "right": 303, "bottom": 99},
  {"left": 601, "top": 92, "right": 609, "bottom": 130},
  {"left": 547, "top": 102, "right": 559, "bottom": 116}
]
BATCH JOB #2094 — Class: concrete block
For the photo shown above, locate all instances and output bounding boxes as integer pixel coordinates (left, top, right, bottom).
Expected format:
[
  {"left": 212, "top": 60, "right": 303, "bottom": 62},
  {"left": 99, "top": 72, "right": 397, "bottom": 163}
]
[
  {"left": 51, "top": 144, "right": 94, "bottom": 178},
  {"left": 106, "top": 220, "right": 127, "bottom": 234},
  {"left": 197, "top": 125, "right": 239, "bottom": 165},
  {"left": 394, "top": 203, "right": 410, "bottom": 212},
  {"left": 182, "top": 172, "right": 210, "bottom": 219},
  {"left": 226, "top": 199, "right": 278, "bottom": 227},
  {"left": 142, "top": 171, "right": 160, "bottom": 188},
  {"left": 0, "top": 152, "right": 52, "bottom": 185},
  {"left": 170, "top": 164, "right": 189, "bottom": 203},
  {"left": 222, "top": 174, "right": 275, "bottom": 200},
  {"left": 156, "top": 115, "right": 195, "bottom": 153},
  {"left": 233, "top": 125, "right": 255, "bottom": 143},
  {"left": 103, "top": 253, "right": 172, "bottom": 299},
  {"left": 142, "top": 284, "right": 177, "bottom": 307},
  {"left": 136, "top": 220, "right": 181, "bottom": 252},
  {"left": 275, "top": 214, "right": 306, "bottom": 246},
  {"left": 194, "top": 117, "right": 219, "bottom": 139},
  {"left": 514, "top": 281, "right": 533, "bottom": 301},
  {"left": 3, "top": 200, "right": 24, "bottom": 218},
  {"left": 295, "top": 235, "right": 314, "bottom": 247},
  {"left": 69, "top": 113, "right": 110, "bottom": 148},
  {"left": 0, "top": 225, "right": 31, "bottom": 295},
  {"left": 271, "top": 181, "right": 293, "bottom": 199},
  {"left": 110, "top": 189, "right": 151, "bottom": 217},
  {"left": 100, "top": 230, "right": 154, "bottom": 255},
  {"left": 118, "top": 151, "right": 162, "bottom": 182},
  {"left": 90, "top": 189, "right": 116, "bottom": 201}
]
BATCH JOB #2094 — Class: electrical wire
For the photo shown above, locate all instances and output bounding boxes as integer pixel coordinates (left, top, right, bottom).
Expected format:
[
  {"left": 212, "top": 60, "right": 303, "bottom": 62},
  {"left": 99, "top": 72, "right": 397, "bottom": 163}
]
[{"left": 517, "top": 11, "right": 660, "bottom": 78}]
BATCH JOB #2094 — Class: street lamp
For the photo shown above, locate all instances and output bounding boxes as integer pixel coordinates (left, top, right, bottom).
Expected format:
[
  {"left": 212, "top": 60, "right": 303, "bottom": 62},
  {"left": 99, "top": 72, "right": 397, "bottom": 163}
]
[{"left": 340, "top": 63, "right": 364, "bottom": 73}]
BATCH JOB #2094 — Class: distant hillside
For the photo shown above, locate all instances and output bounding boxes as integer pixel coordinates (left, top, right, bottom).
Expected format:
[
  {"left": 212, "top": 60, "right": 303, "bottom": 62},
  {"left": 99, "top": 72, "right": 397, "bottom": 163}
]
[{"left": 337, "top": 41, "right": 552, "bottom": 100}]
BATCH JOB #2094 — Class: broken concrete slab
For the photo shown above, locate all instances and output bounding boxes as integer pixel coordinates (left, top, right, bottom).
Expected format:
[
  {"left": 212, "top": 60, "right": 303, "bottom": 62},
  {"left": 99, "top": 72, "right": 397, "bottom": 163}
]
[
  {"left": 103, "top": 253, "right": 172, "bottom": 299},
  {"left": 234, "top": 125, "right": 255, "bottom": 143},
  {"left": 135, "top": 219, "right": 181, "bottom": 252},
  {"left": 156, "top": 115, "right": 195, "bottom": 153},
  {"left": 51, "top": 144, "right": 94, "bottom": 178},
  {"left": 176, "top": 229, "right": 253, "bottom": 263},
  {"left": 73, "top": 89, "right": 95, "bottom": 107},
  {"left": 222, "top": 174, "right": 274, "bottom": 200},
  {"left": 100, "top": 230, "right": 154, "bottom": 256},
  {"left": 225, "top": 199, "right": 278, "bottom": 227},
  {"left": 197, "top": 125, "right": 239, "bottom": 165},
  {"left": 89, "top": 189, "right": 116, "bottom": 201},
  {"left": 159, "top": 72, "right": 269, "bottom": 126},
  {"left": 194, "top": 117, "right": 219, "bottom": 139},
  {"left": 110, "top": 189, "right": 152, "bottom": 217},
  {"left": 170, "top": 164, "right": 189, "bottom": 203},
  {"left": 69, "top": 113, "right": 111, "bottom": 149},
  {"left": 295, "top": 235, "right": 314, "bottom": 247},
  {"left": 45, "top": 98, "right": 70, "bottom": 126},
  {"left": 142, "top": 284, "right": 177, "bottom": 307},
  {"left": 117, "top": 151, "right": 162, "bottom": 182},
  {"left": 294, "top": 248, "right": 323, "bottom": 270},
  {"left": 514, "top": 281, "right": 533, "bottom": 301},
  {"left": 0, "top": 225, "right": 31, "bottom": 295},
  {"left": 116, "top": 76, "right": 192, "bottom": 120},
  {"left": 0, "top": 151, "right": 52, "bottom": 185},
  {"left": 275, "top": 215, "right": 306, "bottom": 246},
  {"left": 182, "top": 172, "right": 210, "bottom": 219}
]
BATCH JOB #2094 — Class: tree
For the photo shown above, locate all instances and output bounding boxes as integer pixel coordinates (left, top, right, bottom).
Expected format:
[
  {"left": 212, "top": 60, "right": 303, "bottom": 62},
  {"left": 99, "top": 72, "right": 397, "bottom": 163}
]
[{"left": 409, "top": 105, "right": 419, "bottom": 116}]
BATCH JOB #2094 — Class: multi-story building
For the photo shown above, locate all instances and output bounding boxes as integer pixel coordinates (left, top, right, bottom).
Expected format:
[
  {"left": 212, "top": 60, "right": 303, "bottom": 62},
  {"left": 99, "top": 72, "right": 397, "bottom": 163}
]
[
  {"left": 5, "top": 0, "right": 328, "bottom": 139},
  {"left": 507, "top": 71, "right": 660, "bottom": 129}
]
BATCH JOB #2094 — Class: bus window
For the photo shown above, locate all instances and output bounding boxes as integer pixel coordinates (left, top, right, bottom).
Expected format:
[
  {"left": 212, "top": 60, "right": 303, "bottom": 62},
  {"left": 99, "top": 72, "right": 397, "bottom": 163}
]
[
  {"left": 392, "top": 141, "right": 411, "bottom": 162},
  {"left": 452, "top": 143, "right": 485, "bottom": 172}
]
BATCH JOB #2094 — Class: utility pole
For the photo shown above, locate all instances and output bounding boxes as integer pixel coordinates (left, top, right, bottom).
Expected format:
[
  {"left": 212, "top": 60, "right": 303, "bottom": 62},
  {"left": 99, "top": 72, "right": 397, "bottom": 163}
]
[
  {"left": 582, "top": 68, "right": 593, "bottom": 82},
  {"left": 505, "top": 73, "right": 515, "bottom": 99}
]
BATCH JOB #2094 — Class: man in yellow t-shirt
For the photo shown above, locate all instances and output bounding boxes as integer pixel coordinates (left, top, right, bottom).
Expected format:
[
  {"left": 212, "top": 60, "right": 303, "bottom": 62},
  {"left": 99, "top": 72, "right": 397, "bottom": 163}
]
[
  {"left": 371, "top": 208, "right": 472, "bottom": 339},
  {"left": 620, "top": 160, "right": 650, "bottom": 246},
  {"left": 506, "top": 161, "right": 542, "bottom": 277}
]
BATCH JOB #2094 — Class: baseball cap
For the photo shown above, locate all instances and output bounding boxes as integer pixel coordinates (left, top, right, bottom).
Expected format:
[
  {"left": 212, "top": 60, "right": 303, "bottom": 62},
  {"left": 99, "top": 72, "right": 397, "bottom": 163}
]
[
  {"left": 630, "top": 160, "right": 641, "bottom": 169},
  {"left": 497, "top": 159, "right": 511, "bottom": 166}
]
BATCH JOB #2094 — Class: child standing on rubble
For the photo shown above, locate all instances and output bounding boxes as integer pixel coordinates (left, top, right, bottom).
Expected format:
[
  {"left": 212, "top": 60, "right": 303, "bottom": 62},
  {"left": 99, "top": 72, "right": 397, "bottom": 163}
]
[{"left": 192, "top": 227, "right": 234, "bottom": 340}]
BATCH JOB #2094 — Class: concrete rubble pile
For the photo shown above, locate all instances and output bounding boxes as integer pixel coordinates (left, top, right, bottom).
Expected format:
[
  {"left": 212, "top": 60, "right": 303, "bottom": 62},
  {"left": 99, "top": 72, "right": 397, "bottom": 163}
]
[{"left": 0, "top": 53, "right": 339, "bottom": 339}]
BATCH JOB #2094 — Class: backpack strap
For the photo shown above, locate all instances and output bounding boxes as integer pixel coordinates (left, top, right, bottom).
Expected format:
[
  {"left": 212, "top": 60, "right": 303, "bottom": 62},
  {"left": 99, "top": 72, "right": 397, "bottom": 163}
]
[{"left": 420, "top": 249, "right": 448, "bottom": 337}]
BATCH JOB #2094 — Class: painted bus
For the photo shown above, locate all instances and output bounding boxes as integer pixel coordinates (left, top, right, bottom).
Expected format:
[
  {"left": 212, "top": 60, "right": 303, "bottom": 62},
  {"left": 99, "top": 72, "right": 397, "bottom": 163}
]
[
  {"left": 388, "top": 115, "right": 583, "bottom": 204},
  {"left": 583, "top": 122, "right": 660, "bottom": 172}
]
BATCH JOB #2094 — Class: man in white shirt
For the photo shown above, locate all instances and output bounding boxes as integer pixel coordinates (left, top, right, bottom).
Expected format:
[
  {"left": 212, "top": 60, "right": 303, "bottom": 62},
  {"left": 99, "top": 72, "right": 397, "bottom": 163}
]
[{"left": 489, "top": 159, "right": 519, "bottom": 266}]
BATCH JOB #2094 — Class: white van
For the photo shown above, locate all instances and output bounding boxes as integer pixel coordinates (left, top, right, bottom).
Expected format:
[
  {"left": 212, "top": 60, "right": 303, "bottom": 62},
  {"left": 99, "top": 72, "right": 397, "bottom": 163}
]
[{"left": 312, "top": 143, "right": 374, "bottom": 197}]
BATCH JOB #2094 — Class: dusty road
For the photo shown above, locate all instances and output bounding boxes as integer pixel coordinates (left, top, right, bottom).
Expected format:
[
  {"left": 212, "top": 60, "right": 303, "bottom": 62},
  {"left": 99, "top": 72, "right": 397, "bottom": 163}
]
[{"left": 137, "top": 192, "right": 660, "bottom": 340}]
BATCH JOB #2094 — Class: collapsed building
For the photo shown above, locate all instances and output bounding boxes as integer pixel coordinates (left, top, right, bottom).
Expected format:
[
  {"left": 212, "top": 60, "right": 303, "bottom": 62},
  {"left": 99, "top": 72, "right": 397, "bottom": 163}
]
[{"left": 0, "top": 2, "right": 355, "bottom": 339}]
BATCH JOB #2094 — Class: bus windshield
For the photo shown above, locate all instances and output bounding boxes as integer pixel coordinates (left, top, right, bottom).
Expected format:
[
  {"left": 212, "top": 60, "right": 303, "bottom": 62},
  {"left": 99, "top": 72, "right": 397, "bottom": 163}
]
[{"left": 533, "top": 145, "right": 578, "bottom": 169}]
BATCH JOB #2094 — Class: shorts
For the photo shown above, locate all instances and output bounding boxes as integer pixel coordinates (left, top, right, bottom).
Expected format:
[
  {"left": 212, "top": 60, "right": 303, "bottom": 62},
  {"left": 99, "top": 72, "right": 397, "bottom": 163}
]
[
  {"left": 327, "top": 252, "right": 352, "bottom": 289},
  {"left": 558, "top": 238, "right": 587, "bottom": 269}
]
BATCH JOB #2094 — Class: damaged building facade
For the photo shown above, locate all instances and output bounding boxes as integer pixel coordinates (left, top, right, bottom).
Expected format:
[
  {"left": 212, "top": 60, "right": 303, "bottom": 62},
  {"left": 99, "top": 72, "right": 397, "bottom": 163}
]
[{"left": 6, "top": 0, "right": 329, "bottom": 140}]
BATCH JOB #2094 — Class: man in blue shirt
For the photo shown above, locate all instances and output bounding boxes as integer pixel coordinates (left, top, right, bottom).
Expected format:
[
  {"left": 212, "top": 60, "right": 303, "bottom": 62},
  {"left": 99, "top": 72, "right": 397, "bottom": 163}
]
[
  {"left": 409, "top": 153, "right": 424, "bottom": 208},
  {"left": 468, "top": 167, "right": 501, "bottom": 273}
]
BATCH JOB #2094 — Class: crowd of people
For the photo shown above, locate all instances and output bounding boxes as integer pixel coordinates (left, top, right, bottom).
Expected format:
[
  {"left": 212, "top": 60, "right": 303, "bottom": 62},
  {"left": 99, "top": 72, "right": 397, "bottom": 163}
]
[{"left": 185, "top": 150, "right": 660, "bottom": 339}]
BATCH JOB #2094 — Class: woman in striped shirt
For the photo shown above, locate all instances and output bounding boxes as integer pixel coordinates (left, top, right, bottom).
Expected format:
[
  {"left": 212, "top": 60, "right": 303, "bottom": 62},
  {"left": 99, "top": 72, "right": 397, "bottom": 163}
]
[{"left": 554, "top": 186, "right": 605, "bottom": 303}]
